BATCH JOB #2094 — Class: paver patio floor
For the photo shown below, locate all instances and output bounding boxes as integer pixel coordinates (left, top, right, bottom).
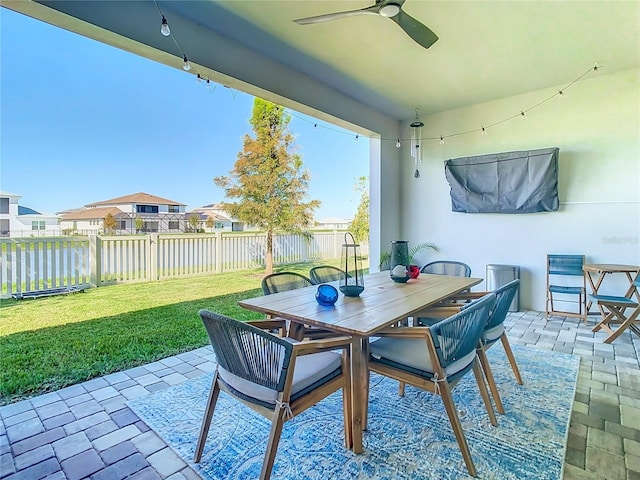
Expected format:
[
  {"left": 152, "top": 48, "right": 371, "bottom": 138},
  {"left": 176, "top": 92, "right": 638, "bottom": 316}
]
[{"left": 1, "top": 311, "right": 639, "bottom": 480}]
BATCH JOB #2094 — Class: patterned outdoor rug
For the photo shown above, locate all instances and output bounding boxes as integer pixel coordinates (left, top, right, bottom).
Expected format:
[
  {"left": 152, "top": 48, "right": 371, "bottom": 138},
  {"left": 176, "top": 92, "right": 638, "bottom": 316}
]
[{"left": 128, "top": 344, "right": 579, "bottom": 480}]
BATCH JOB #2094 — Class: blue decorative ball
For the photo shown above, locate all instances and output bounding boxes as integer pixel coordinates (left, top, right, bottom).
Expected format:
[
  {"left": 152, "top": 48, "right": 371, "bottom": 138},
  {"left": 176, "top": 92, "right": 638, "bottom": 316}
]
[{"left": 316, "top": 284, "right": 339, "bottom": 306}]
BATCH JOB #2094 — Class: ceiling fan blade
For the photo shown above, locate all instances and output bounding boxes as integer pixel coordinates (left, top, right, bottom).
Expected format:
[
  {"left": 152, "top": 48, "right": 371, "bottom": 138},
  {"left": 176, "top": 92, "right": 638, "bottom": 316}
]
[
  {"left": 391, "top": 9, "right": 439, "bottom": 49},
  {"left": 293, "top": 5, "right": 380, "bottom": 25}
]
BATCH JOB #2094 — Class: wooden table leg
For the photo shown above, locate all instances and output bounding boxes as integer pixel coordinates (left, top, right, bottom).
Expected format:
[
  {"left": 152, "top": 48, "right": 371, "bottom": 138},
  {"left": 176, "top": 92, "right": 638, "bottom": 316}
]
[
  {"left": 361, "top": 337, "right": 370, "bottom": 432},
  {"left": 350, "top": 337, "right": 364, "bottom": 454},
  {"left": 585, "top": 271, "right": 605, "bottom": 316}
]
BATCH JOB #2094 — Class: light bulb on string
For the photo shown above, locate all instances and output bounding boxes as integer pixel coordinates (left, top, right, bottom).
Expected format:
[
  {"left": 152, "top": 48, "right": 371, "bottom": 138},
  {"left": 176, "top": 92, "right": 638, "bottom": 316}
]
[
  {"left": 355, "top": 134, "right": 359, "bottom": 141},
  {"left": 520, "top": 111, "right": 526, "bottom": 119},
  {"left": 160, "top": 16, "right": 171, "bottom": 36},
  {"left": 182, "top": 56, "right": 191, "bottom": 71},
  {"left": 396, "top": 139, "right": 401, "bottom": 148},
  {"left": 481, "top": 126, "right": 487, "bottom": 135},
  {"left": 558, "top": 90, "right": 565, "bottom": 98},
  {"left": 440, "top": 136, "right": 445, "bottom": 145},
  {"left": 196, "top": 74, "right": 202, "bottom": 83}
]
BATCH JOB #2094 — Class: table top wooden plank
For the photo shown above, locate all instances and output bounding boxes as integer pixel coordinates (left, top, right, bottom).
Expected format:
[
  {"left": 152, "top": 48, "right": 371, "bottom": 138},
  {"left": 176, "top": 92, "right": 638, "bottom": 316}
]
[
  {"left": 239, "top": 271, "right": 483, "bottom": 336},
  {"left": 583, "top": 264, "right": 640, "bottom": 273}
]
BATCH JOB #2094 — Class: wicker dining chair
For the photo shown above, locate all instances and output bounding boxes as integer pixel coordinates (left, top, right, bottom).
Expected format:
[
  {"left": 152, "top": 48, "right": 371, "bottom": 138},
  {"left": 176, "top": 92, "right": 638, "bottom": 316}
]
[
  {"left": 367, "top": 293, "right": 497, "bottom": 477},
  {"left": 414, "top": 260, "right": 473, "bottom": 326},
  {"left": 194, "top": 310, "right": 353, "bottom": 480},
  {"left": 261, "top": 272, "right": 314, "bottom": 295},
  {"left": 421, "top": 260, "right": 472, "bottom": 277},
  {"left": 261, "top": 272, "right": 335, "bottom": 340},
  {"left": 474, "top": 279, "right": 523, "bottom": 415},
  {"left": 309, "top": 265, "right": 346, "bottom": 285},
  {"left": 408, "top": 280, "right": 523, "bottom": 415}
]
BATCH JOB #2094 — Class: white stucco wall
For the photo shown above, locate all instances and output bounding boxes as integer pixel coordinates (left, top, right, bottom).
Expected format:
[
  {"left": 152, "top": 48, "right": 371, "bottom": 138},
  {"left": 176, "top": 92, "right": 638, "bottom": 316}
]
[{"left": 399, "top": 68, "right": 640, "bottom": 311}]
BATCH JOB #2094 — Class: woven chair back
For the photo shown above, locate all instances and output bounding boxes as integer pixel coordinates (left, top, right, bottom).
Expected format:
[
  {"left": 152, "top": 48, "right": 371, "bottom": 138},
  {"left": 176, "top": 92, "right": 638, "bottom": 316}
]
[
  {"left": 485, "top": 279, "right": 520, "bottom": 331},
  {"left": 429, "top": 293, "right": 495, "bottom": 368},
  {"left": 422, "top": 261, "right": 471, "bottom": 277},
  {"left": 261, "top": 272, "right": 313, "bottom": 295},
  {"left": 309, "top": 266, "right": 345, "bottom": 285},
  {"left": 198, "top": 310, "right": 293, "bottom": 392}
]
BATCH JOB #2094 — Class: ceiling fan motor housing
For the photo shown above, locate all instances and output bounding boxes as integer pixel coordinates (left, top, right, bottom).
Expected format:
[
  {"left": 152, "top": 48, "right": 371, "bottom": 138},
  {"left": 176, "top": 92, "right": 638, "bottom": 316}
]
[{"left": 379, "top": 4, "right": 401, "bottom": 17}]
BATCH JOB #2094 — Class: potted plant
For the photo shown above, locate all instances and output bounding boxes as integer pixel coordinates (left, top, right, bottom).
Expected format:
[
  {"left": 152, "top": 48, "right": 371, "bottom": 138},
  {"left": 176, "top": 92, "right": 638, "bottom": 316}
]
[{"left": 379, "top": 241, "right": 439, "bottom": 278}]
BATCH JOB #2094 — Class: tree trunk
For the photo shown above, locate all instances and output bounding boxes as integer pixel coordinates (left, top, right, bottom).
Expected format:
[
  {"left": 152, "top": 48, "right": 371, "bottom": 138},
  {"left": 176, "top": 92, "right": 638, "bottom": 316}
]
[{"left": 265, "top": 231, "right": 273, "bottom": 274}]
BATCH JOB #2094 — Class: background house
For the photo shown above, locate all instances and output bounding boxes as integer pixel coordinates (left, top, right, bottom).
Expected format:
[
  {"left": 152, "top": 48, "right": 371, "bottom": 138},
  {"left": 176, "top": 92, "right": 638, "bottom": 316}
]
[
  {"left": 191, "top": 204, "right": 246, "bottom": 231},
  {"left": 59, "top": 192, "right": 187, "bottom": 235},
  {"left": 0, "top": 191, "right": 60, "bottom": 237},
  {"left": 314, "top": 217, "right": 351, "bottom": 230}
]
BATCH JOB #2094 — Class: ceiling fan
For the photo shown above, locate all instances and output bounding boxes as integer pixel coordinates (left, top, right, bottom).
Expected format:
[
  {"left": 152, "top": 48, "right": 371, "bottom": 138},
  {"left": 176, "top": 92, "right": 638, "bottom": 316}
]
[{"left": 293, "top": 0, "right": 439, "bottom": 50}]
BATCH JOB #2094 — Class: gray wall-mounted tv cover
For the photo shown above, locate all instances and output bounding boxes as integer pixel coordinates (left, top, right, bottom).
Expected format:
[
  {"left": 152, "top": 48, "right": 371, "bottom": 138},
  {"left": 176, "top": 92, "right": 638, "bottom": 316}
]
[{"left": 445, "top": 147, "right": 559, "bottom": 213}]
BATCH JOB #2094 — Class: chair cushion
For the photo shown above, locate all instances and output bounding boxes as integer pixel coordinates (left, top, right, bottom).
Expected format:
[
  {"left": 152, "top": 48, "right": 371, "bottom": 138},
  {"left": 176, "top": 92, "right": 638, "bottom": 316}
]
[
  {"left": 369, "top": 337, "right": 475, "bottom": 377},
  {"left": 484, "top": 323, "right": 505, "bottom": 343},
  {"left": 218, "top": 351, "right": 341, "bottom": 405},
  {"left": 549, "top": 285, "right": 584, "bottom": 295}
]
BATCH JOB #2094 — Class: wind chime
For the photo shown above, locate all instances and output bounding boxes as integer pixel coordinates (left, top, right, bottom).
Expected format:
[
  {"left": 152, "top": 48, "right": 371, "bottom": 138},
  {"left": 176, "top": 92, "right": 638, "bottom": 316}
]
[{"left": 410, "top": 108, "right": 424, "bottom": 178}]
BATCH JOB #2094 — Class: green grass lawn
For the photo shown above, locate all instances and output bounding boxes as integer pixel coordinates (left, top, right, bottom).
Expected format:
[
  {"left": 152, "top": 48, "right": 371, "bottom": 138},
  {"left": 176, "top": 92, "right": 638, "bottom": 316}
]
[{"left": 0, "top": 261, "right": 340, "bottom": 405}]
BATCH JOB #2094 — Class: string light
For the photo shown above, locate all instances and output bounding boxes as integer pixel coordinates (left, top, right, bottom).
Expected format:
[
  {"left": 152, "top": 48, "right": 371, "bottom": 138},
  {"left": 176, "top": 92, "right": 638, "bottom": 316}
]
[
  {"left": 152, "top": 0, "right": 602, "bottom": 147},
  {"left": 274, "top": 63, "right": 601, "bottom": 157},
  {"left": 161, "top": 22, "right": 601, "bottom": 152},
  {"left": 160, "top": 15, "right": 170, "bottom": 36}
]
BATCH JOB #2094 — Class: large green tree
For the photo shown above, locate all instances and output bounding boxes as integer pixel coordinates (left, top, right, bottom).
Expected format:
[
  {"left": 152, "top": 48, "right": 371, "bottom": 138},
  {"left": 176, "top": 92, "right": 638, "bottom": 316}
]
[
  {"left": 349, "top": 176, "right": 369, "bottom": 244},
  {"left": 214, "top": 98, "right": 320, "bottom": 274}
]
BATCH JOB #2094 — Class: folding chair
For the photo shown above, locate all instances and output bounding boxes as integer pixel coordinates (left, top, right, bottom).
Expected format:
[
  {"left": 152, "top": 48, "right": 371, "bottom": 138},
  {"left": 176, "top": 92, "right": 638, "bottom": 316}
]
[
  {"left": 590, "top": 276, "right": 640, "bottom": 343},
  {"left": 545, "top": 254, "right": 587, "bottom": 323}
]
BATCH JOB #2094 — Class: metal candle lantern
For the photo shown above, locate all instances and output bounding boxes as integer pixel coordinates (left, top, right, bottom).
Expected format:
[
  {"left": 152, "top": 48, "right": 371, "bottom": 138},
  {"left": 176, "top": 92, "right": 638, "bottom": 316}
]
[{"left": 340, "top": 232, "right": 365, "bottom": 297}]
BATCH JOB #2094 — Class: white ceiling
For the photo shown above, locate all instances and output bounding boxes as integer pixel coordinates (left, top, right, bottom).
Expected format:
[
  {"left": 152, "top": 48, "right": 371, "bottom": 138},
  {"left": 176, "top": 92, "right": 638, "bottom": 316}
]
[
  {"left": 215, "top": 0, "right": 640, "bottom": 119},
  {"left": 4, "top": 0, "right": 640, "bottom": 122}
]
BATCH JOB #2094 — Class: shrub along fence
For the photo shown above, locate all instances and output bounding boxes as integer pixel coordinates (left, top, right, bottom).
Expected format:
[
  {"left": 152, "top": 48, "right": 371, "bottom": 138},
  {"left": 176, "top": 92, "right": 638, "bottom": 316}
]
[{"left": 0, "top": 231, "right": 366, "bottom": 298}]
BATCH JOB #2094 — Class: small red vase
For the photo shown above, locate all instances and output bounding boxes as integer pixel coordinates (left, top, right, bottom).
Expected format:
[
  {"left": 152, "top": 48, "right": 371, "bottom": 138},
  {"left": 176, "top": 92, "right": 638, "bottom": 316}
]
[{"left": 409, "top": 265, "right": 420, "bottom": 279}]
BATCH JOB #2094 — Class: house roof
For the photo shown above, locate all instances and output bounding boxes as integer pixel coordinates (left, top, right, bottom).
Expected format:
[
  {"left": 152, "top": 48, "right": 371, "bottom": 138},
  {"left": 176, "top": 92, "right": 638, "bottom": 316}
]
[
  {"left": 0, "top": 191, "right": 21, "bottom": 199},
  {"left": 194, "top": 205, "right": 232, "bottom": 221},
  {"left": 61, "top": 207, "right": 125, "bottom": 221},
  {"left": 86, "top": 192, "right": 185, "bottom": 207}
]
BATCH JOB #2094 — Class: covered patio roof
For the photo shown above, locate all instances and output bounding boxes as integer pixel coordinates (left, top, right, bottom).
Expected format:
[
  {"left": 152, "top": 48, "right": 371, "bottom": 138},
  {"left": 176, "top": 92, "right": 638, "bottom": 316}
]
[{"left": 3, "top": 1, "right": 638, "bottom": 123}]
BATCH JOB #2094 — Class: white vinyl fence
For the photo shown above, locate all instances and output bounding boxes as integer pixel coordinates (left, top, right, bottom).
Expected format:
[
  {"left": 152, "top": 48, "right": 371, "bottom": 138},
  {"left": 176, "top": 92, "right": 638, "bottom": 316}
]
[{"left": 0, "top": 231, "right": 367, "bottom": 298}]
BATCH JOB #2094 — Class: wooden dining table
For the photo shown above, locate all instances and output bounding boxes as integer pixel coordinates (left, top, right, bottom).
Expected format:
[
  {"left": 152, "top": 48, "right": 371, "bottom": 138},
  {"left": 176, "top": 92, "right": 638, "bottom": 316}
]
[{"left": 238, "top": 270, "right": 483, "bottom": 454}]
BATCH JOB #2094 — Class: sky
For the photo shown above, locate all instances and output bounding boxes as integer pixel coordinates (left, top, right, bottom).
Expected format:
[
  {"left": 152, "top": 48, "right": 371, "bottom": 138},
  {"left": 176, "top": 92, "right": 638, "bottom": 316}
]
[{"left": 0, "top": 8, "right": 369, "bottom": 220}]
